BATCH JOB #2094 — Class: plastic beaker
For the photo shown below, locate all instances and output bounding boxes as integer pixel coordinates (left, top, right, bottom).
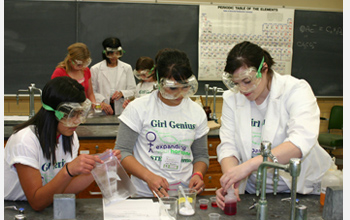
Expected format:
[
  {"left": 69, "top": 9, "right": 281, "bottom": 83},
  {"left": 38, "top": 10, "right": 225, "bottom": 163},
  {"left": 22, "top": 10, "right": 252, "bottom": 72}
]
[
  {"left": 178, "top": 188, "right": 196, "bottom": 216},
  {"left": 160, "top": 197, "right": 178, "bottom": 219},
  {"left": 208, "top": 213, "right": 221, "bottom": 220}
]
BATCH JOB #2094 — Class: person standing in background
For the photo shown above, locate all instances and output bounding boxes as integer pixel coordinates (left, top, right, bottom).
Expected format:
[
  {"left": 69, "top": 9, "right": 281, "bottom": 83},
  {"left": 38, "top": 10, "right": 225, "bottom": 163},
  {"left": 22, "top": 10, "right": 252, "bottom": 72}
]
[
  {"left": 91, "top": 37, "right": 136, "bottom": 115},
  {"left": 51, "top": 42, "right": 97, "bottom": 108},
  {"left": 123, "top": 56, "right": 157, "bottom": 108}
]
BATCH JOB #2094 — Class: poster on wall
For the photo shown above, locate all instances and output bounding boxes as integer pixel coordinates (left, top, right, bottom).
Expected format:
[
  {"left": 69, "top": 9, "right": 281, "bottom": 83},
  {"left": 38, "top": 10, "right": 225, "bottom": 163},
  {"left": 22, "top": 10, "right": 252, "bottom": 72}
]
[{"left": 199, "top": 5, "right": 295, "bottom": 81}]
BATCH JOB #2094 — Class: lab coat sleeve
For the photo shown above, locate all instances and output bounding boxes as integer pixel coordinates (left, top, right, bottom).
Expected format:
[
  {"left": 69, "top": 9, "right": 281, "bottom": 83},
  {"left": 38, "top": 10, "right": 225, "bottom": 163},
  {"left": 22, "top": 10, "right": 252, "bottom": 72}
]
[
  {"left": 216, "top": 91, "right": 241, "bottom": 164},
  {"left": 120, "top": 65, "right": 136, "bottom": 98},
  {"left": 283, "top": 79, "right": 320, "bottom": 158},
  {"left": 90, "top": 64, "right": 108, "bottom": 103}
]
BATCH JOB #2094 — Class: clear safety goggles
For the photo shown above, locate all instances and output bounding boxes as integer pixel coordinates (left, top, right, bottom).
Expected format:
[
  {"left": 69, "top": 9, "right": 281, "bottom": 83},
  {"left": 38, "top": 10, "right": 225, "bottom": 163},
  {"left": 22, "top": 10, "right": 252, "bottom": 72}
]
[
  {"left": 133, "top": 66, "right": 155, "bottom": 80},
  {"left": 42, "top": 99, "right": 91, "bottom": 127},
  {"left": 158, "top": 75, "right": 198, "bottom": 100},
  {"left": 222, "top": 58, "right": 264, "bottom": 93},
  {"left": 104, "top": 47, "right": 125, "bottom": 59},
  {"left": 72, "top": 58, "right": 92, "bottom": 69}
]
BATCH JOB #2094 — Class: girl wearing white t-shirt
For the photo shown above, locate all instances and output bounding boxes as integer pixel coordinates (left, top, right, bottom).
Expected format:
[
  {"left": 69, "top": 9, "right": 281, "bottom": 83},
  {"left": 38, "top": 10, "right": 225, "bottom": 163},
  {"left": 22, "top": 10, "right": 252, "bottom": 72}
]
[
  {"left": 215, "top": 41, "right": 332, "bottom": 210},
  {"left": 116, "top": 49, "right": 209, "bottom": 197},
  {"left": 122, "top": 56, "right": 157, "bottom": 108},
  {"left": 4, "top": 77, "right": 120, "bottom": 211}
]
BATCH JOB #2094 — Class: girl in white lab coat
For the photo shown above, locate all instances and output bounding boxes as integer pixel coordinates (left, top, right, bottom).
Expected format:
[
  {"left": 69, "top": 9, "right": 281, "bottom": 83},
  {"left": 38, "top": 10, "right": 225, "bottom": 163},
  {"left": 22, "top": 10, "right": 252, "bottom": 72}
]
[
  {"left": 215, "top": 41, "right": 332, "bottom": 210},
  {"left": 90, "top": 37, "right": 136, "bottom": 115}
]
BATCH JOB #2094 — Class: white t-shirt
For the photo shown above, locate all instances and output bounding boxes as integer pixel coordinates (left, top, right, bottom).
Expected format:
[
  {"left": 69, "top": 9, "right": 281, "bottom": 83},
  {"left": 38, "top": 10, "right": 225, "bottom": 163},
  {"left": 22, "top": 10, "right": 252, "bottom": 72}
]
[
  {"left": 246, "top": 95, "right": 289, "bottom": 193},
  {"left": 119, "top": 92, "right": 209, "bottom": 196},
  {"left": 135, "top": 81, "right": 155, "bottom": 98},
  {"left": 4, "top": 126, "right": 79, "bottom": 201}
]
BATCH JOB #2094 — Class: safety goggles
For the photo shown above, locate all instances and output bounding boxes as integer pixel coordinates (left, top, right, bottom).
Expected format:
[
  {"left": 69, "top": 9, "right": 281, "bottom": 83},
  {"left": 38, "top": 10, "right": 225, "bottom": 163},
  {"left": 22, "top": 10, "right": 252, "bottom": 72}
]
[
  {"left": 42, "top": 99, "right": 91, "bottom": 127},
  {"left": 133, "top": 66, "right": 155, "bottom": 80},
  {"left": 222, "top": 57, "right": 264, "bottom": 93},
  {"left": 104, "top": 47, "right": 125, "bottom": 59},
  {"left": 158, "top": 75, "right": 198, "bottom": 100},
  {"left": 71, "top": 58, "right": 92, "bottom": 69}
]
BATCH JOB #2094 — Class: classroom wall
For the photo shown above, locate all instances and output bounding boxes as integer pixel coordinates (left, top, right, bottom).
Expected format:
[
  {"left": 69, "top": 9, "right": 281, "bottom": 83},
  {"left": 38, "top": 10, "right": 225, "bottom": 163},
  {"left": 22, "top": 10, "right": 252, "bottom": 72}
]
[
  {"left": 86, "top": 0, "right": 343, "bottom": 12},
  {"left": 4, "top": 0, "right": 343, "bottom": 132}
]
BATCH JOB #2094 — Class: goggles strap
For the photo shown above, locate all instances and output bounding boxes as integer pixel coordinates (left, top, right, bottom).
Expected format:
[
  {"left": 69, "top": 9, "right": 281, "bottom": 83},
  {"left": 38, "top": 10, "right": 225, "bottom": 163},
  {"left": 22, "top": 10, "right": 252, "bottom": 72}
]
[
  {"left": 257, "top": 57, "right": 265, "bottom": 78},
  {"left": 42, "top": 102, "right": 65, "bottom": 120}
]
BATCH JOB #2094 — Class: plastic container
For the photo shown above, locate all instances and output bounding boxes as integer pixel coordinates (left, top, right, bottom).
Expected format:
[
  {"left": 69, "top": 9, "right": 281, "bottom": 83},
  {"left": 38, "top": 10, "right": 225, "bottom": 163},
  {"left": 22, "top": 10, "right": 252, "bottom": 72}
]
[
  {"left": 320, "top": 157, "right": 343, "bottom": 206},
  {"left": 91, "top": 150, "right": 136, "bottom": 205},
  {"left": 210, "top": 197, "right": 218, "bottom": 208},
  {"left": 199, "top": 199, "right": 209, "bottom": 210},
  {"left": 224, "top": 188, "right": 237, "bottom": 215}
]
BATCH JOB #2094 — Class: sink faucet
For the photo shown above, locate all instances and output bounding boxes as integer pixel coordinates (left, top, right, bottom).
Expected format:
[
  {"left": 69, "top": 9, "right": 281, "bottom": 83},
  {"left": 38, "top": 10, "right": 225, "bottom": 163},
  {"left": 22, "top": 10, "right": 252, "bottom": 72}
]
[
  {"left": 205, "top": 85, "right": 224, "bottom": 122},
  {"left": 16, "top": 83, "right": 42, "bottom": 119},
  {"left": 255, "top": 141, "right": 301, "bottom": 220}
]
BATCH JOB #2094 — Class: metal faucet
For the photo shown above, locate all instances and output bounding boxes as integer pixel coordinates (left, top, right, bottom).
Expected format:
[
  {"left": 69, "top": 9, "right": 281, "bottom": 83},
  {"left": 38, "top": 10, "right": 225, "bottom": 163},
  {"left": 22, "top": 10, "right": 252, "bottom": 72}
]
[
  {"left": 205, "top": 85, "right": 224, "bottom": 122},
  {"left": 255, "top": 141, "right": 301, "bottom": 220},
  {"left": 16, "top": 83, "right": 42, "bottom": 119}
]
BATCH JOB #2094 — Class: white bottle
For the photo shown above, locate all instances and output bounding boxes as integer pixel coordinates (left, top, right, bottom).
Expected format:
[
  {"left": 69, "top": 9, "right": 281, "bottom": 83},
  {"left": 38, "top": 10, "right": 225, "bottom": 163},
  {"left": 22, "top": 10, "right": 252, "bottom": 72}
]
[{"left": 320, "top": 157, "right": 342, "bottom": 205}]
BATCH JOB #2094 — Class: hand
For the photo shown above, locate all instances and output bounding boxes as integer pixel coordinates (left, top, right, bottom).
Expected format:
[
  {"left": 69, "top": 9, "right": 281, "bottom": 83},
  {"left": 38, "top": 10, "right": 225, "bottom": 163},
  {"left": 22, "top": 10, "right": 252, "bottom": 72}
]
[
  {"left": 215, "top": 188, "right": 226, "bottom": 210},
  {"left": 111, "top": 149, "right": 122, "bottom": 161},
  {"left": 215, "top": 187, "right": 241, "bottom": 210},
  {"left": 122, "top": 99, "right": 130, "bottom": 109},
  {"left": 188, "top": 175, "right": 205, "bottom": 194},
  {"left": 101, "top": 102, "right": 113, "bottom": 115},
  {"left": 67, "top": 154, "right": 103, "bottom": 176},
  {"left": 220, "top": 162, "right": 251, "bottom": 193},
  {"left": 146, "top": 173, "right": 169, "bottom": 198},
  {"left": 112, "top": 91, "right": 123, "bottom": 101}
]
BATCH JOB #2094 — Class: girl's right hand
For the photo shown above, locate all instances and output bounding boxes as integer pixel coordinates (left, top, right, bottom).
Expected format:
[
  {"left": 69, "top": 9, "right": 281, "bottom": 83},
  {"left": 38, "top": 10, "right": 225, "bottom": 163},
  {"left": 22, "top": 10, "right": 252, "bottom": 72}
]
[
  {"left": 67, "top": 154, "right": 103, "bottom": 176},
  {"left": 146, "top": 173, "right": 169, "bottom": 198}
]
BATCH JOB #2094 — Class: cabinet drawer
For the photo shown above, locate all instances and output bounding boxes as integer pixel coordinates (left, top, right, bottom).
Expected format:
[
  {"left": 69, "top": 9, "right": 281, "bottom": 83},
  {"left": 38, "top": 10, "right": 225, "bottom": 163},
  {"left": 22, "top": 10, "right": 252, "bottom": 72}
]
[
  {"left": 76, "top": 182, "right": 102, "bottom": 199},
  {"left": 208, "top": 138, "right": 220, "bottom": 156},
  {"left": 202, "top": 173, "right": 222, "bottom": 195},
  {"left": 79, "top": 139, "right": 116, "bottom": 155},
  {"left": 207, "top": 158, "right": 222, "bottom": 173}
]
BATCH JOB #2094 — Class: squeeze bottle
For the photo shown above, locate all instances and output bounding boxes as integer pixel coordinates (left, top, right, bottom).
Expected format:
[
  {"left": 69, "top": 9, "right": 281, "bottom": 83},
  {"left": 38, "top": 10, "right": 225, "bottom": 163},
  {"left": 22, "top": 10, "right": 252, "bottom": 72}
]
[
  {"left": 224, "top": 187, "right": 237, "bottom": 215},
  {"left": 320, "top": 157, "right": 342, "bottom": 206}
]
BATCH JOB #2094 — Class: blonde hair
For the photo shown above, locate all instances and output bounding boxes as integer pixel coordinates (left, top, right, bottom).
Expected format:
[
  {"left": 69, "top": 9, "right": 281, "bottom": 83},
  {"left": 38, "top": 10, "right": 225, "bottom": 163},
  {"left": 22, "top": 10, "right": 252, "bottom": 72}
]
[{"left": 56, "top": 42, "right": 91, "bottom": 72}]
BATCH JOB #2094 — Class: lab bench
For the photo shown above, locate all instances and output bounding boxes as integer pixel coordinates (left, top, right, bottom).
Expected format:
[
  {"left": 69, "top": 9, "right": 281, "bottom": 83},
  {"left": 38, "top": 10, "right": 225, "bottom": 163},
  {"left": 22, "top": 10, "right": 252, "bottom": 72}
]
[{"left": 4, "top": 194, "right": 324, "bottom": 220}]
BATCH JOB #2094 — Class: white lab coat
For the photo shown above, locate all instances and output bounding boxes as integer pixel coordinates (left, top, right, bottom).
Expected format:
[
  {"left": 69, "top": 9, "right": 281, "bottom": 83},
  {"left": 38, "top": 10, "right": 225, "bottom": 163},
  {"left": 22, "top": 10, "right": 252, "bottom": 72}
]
[
  {"left": 91, "top": 60, "right": 136, "bottom": 115},
  {"left": 217, "top": 72, "right": 332, "bottom": 194}
]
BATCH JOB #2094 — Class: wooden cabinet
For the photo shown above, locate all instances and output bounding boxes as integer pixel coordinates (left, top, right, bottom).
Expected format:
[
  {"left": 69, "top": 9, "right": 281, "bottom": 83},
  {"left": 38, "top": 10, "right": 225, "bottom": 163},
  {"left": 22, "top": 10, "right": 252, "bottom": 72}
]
[{"left": 202, "top": 137, "right": 222, "bottom": 195}]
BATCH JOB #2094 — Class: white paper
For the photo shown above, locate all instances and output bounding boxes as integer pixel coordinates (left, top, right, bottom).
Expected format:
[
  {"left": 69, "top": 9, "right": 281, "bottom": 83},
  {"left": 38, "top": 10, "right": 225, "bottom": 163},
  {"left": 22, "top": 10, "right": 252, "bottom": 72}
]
[
  {"left": 198, "top": 5, "right": 295, "bottom": 80},
  {"left": 104, "top": 199, "right": 161, "bottom": 220}
]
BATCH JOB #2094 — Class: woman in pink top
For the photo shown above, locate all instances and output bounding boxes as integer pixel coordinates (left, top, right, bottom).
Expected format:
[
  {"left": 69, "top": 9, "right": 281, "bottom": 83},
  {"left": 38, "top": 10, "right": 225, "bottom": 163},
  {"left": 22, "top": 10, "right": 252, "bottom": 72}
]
[{"left": 51, "top": 42, "right": 102, "bottom": 110}]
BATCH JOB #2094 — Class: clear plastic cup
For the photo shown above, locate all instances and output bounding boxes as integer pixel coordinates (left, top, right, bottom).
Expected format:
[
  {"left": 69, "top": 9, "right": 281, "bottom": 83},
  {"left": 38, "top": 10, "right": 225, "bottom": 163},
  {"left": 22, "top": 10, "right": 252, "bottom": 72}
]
[
  {"left": 199, "top": 199, "right": 209, "bottom": 210},
  {"left": 94, "top": 103, "right": 102, "bottom": 113},
  {"left": 210, "top": 197, "right": 218, "bottom": 208},
  {"left": 208, "top": 213, "right": 221, "bottom": 220}
]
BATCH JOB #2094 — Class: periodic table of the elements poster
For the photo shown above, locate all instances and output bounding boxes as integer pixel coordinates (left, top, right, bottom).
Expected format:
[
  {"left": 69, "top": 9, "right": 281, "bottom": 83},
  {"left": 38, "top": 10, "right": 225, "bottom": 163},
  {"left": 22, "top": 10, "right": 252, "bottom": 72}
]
[{"left": 198, "top": 5, "right": 295, "bottom": 81}]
